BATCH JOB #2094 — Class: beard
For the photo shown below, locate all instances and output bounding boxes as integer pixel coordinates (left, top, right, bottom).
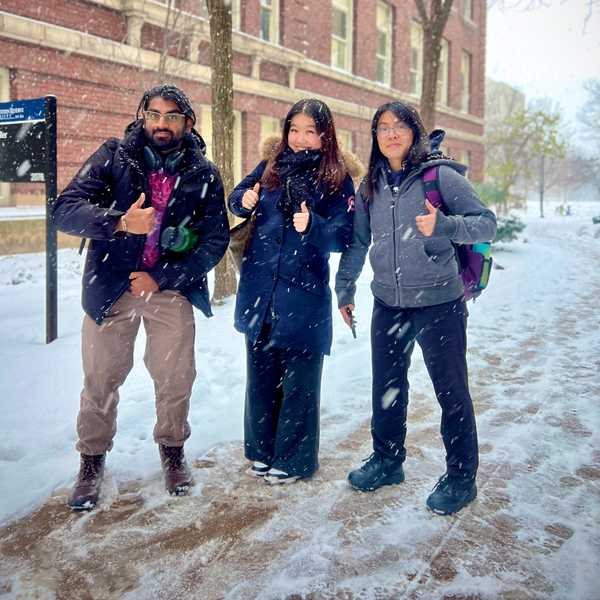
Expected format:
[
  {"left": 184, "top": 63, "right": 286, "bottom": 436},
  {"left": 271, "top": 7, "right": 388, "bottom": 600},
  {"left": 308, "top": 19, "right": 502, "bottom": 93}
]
[{"left": 145, "top": 127, "right": 183, "bottom": 152}]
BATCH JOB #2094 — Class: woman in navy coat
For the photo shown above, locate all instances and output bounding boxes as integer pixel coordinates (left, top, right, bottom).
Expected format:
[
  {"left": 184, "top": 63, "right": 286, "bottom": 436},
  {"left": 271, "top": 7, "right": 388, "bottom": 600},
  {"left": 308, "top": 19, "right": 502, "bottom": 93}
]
[{"left": 228, "top": 99, "right": 355, "bottom": 484}]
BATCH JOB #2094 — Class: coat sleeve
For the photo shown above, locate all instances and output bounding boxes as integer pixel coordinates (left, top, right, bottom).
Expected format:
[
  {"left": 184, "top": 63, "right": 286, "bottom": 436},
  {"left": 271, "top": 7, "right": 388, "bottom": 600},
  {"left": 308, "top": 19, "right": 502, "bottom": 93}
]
[
  {"left": 302, "top": 175, "right": 354, "bottom": 253},
  {"left": 334, "top": 182, "right": 371, "bottom": 307},
  {"left": 432, "top": 166, "right": 497, "bottom": 244},
  {"left": 227, "top": 161, "right": 267, "bottom": 218},
  {"left": 149, "top": 164, "right": 230, "bottom": 291},
  {"left": 51, "top": 139, "right": 124, "bottom": 239}
]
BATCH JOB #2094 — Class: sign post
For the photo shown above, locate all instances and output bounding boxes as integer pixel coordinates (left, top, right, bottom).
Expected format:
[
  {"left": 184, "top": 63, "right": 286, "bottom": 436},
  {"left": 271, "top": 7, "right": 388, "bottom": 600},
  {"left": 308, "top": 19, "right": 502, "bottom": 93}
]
[{"left": 0, "top": 96, "right": 58, "bottom": 343}]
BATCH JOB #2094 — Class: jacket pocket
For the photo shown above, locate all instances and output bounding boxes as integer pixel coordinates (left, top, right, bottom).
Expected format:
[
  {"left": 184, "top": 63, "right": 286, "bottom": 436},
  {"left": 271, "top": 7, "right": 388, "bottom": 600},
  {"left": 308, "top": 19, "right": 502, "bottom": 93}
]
[
  {"left": 369, "top": 237, "right": 396, "bottom": 289},
  {"left": 402, "top": 238, "right": 457, "bottom": 288}
]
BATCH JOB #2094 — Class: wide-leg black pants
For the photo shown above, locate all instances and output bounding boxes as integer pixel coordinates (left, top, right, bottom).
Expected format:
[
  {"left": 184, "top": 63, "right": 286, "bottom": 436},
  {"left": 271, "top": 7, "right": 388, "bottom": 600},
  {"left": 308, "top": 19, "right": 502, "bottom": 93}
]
[
  {"left": 244, "top": 326, "right": 324, "bottom": 477},
  {"left": 370, "top": 297, "right": 478, "bottom": 480}
]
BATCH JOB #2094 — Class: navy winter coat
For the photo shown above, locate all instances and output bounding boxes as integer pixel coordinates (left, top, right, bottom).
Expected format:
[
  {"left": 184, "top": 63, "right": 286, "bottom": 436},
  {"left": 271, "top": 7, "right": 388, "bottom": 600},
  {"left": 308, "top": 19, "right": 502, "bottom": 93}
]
[
  {"left": 228, "top": 160, "right": 354, "bottom": 355},
  {"left": 52, "top": 121, "right": 229, "bottom": 323}
]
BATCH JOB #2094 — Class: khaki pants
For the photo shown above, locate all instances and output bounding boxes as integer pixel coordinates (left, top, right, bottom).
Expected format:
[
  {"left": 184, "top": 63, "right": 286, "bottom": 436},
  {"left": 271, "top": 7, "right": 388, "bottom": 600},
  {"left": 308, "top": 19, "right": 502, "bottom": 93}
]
[{"left": 76, "top": 290, "right": 196, "bottom": 455}]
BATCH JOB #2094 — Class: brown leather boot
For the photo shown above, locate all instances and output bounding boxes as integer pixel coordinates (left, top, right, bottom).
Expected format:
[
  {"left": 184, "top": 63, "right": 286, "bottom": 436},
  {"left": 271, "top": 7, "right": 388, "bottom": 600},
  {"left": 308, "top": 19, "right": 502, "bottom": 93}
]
[
  {"left": 68, "top": 453, "right": 105, "bottom": 510},
  {"left": 159, "top": 445, "right": 193, "bottom": 496}
]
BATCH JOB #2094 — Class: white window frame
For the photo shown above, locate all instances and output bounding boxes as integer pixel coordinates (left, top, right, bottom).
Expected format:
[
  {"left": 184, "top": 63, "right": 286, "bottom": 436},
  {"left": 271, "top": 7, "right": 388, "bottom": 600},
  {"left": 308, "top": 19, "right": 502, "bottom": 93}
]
[
  {"left": 260, "top": 0, "right": 279, "bottom": 44},
  {"left": 336, "top": 128, "right": 353, "bottom": 153},
  {"left": 375, "top": 2, "right": 392, "bottom": 86},
  {"left": 410, "top": 21, "right": 423, "bottom": 97},
  {"left": 463, "top": 0, "right": 474, "bottom": 21},
  {"left": 460, "top": 50, "right": 472, "bottom": 113},
  {"left": 260, "top": 115, "right": 281, "bottom": 143},
  {"left": 174, "top": 1, "right": 240, "bottom": 30},
  {"left": 436, "top": 38, "right": 449, "bottom": 106},
  {"left": 331, "top": 0, "right": 353, "bottom": 72},
  {"left": 460, "top": 150, "right": 472, "bottom": 177},
  {"left": 232, "top": 0, "right": 241, "bottom": 30},
  {"left": 201, "top": 106, "right": 243, "bottom": 184}
]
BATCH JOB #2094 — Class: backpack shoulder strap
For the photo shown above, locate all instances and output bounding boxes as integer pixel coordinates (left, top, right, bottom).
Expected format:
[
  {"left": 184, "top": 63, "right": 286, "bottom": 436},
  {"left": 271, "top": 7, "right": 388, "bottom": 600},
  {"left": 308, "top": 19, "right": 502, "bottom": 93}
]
[{"left": 422, "top": 166, "right": 447, "bottom": 214}]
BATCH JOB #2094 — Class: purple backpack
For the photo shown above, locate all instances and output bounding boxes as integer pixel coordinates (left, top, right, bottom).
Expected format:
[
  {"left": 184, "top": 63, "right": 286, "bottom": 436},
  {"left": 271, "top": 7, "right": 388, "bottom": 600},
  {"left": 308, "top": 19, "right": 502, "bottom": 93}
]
[{"left": 422, "top": 166, "right": 492, "bottom": 301}]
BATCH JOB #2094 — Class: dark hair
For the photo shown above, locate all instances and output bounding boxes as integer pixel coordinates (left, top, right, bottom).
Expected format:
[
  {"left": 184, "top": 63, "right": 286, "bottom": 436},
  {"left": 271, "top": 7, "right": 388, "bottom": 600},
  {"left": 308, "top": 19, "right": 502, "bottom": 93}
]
[
  {"left": 262, "top": 98, "right": 347, "bottom": 192},
  {"left": 365, "top": 101, "right": 430, "bottom": 200},
  {"left": 136, "top": 84, "right": 196, "bottom": 125}
]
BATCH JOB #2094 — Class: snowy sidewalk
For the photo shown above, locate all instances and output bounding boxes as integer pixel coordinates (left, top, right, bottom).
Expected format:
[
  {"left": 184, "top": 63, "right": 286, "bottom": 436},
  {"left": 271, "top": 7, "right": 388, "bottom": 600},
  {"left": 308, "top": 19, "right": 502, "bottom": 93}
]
[{"left": 0, "top": 203, "right": 599, "bottom": 599}]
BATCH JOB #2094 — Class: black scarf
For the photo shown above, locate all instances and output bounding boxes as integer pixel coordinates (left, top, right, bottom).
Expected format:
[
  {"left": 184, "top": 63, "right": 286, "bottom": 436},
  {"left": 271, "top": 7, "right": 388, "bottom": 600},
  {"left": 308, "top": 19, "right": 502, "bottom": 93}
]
[
  {"left": 275, "top": 147, "right": 322, "bottom": 217},
  {"left": 377, "top": 158, "right": 408, "bottom": 194}
]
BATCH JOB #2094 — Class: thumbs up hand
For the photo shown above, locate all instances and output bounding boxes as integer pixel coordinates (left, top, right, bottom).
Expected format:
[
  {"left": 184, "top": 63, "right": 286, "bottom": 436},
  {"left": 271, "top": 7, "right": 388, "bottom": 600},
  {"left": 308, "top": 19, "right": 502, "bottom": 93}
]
[
  {"left": 116, "top": 192, "right": 155, "bottom": 235},
  {"left": 242, "top": 182, "right": 260, "bottom": 210},
  {"left": 415, "top": 199, "right": 437, "bottom": 237},
  {"left": 293, "top": 201, "right": 310, "bottom": 233}
]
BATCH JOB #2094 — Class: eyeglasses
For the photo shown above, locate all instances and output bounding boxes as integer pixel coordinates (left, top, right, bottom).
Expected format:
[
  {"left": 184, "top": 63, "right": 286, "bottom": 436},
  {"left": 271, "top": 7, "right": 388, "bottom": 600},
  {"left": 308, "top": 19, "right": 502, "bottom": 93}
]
[
  {"left": 144, "top": 110, "right": 186, "bottom": 125},
  {"left": 376, "top": 123, "right": 411, "bottom": 137}
]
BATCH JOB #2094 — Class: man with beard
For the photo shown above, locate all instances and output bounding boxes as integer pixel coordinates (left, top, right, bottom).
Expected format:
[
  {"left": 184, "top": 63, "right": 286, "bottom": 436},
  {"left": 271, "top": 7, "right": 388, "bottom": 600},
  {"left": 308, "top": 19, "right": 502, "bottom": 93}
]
[{"left": 52, "top": 84, "right": 229, "bottom": 510}]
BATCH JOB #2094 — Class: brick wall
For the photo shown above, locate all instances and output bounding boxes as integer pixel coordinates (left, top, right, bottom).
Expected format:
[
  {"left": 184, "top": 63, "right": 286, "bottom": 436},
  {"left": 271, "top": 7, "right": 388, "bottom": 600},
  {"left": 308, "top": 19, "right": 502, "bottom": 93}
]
[
  {"left": 0, "top": 0, "right": 126, "bottom": 41},
  {"left": 1, "top": 0, "right": 486, "bottom": 209}
]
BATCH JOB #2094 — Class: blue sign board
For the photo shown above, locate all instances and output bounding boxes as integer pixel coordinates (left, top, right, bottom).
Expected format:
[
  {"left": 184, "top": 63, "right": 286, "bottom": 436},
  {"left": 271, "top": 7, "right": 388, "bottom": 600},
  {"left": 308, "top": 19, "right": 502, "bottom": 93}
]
[
  {"left": 0, "top": 97, "right": 48, "bottom": 182},
  {"left": 0, "top": 98, "right": 46, "bottom": 124}
]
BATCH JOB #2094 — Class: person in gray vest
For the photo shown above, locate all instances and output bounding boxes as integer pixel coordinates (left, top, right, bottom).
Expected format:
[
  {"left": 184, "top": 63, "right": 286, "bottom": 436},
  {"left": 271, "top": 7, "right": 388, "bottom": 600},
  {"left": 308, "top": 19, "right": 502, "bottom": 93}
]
[
  {"left": 335, "top": 101, "right": 496, "bottom": 515},
  {"left": 52, "top": 85, "right": 229, "bottom": 510}
]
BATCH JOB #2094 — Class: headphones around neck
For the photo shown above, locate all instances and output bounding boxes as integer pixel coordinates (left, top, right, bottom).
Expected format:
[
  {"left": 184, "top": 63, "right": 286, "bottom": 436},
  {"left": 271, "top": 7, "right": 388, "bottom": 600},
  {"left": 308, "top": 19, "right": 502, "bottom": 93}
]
[{"left": 143, "top": 145, "right": 185, "bottom": 175}]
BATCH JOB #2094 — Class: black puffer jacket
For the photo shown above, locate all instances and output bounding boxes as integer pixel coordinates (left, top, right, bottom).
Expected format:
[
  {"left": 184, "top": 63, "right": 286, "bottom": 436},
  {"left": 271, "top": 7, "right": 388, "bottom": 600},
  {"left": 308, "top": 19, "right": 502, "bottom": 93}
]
[{"left": 52, "top": 121, "right": 229, "bottom": 323}]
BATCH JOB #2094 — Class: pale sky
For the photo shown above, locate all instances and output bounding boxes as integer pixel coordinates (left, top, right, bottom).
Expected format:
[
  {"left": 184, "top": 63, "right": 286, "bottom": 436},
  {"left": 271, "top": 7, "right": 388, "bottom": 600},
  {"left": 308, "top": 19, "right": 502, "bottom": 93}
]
[{"left": 486, "top": 1, "right": 600, "bottom": 129}]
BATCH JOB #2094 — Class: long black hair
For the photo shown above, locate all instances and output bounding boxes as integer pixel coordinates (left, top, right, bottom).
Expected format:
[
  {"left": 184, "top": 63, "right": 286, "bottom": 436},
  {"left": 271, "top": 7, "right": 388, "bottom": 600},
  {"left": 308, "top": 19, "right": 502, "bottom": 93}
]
[
  {"left": 365, "top": 101, "right": 430, "bottom": 200},
  {"left": 135, "top": 84, "right": 196, "bottom": 126},
  {"left": 262, "top": 98, "right": 346, "bottom": 192}
]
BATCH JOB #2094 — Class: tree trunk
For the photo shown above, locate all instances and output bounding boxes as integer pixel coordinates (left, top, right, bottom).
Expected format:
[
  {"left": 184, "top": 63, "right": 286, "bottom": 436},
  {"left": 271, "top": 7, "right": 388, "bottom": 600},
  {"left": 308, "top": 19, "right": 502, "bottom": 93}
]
[
  {"left": 539, "top": 154, "right": 545, "bottom": 218},
  {"left": 206, "top": 0, "right": 237, "bottom": 301},
  {"left": 414, "top": 0, "right": 454, "bottom": 132}
]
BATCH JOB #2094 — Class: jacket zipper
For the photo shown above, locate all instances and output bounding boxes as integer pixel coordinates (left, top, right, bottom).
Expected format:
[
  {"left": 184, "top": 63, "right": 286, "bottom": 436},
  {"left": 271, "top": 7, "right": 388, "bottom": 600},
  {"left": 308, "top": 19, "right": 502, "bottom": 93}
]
[
  {"left": 385, "top": 168, "right": 426, "bottom": 305},
  {"left": 390, "top": 187, "right": 401, "bottom": 305}
]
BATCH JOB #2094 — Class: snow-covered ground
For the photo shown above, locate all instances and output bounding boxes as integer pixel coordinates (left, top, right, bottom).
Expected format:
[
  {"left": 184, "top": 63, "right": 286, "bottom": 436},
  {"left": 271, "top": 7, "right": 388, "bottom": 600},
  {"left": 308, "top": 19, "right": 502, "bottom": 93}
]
[{"left": 0, "top": 200, "right": 599, "bottom": 599}]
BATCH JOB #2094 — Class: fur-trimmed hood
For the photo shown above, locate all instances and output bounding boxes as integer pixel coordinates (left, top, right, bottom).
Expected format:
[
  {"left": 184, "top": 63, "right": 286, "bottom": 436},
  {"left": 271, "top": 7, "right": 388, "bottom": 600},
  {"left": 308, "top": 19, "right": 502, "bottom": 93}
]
[{"left": 260, "top": 135, "right": 365, "bottom": 184}]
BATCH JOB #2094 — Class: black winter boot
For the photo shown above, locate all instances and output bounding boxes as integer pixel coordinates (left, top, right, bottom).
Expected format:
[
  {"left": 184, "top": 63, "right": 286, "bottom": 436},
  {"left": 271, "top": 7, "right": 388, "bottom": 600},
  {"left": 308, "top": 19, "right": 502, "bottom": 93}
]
[
  {"left": 159, "top": 445, "right": 193, "bottom": 496},
  {"left": 347, "top": 452, "right": 405, "bottom": 491},
  {"left": 426, "top": 473, "right": 477, "bottom": 515},
  {"left": 68, "top": 453, "right": 106, "bottom": 511}
]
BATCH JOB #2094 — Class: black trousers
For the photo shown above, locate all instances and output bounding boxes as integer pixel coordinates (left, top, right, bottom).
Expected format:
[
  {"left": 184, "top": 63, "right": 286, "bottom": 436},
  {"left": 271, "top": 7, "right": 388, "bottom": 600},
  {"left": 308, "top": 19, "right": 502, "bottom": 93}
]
[
  {"left": 244, "top": 326, "right": 324, "bottom": 477},
  {"left": 370, "top": 297, "right": 478, "bottom": 480}
]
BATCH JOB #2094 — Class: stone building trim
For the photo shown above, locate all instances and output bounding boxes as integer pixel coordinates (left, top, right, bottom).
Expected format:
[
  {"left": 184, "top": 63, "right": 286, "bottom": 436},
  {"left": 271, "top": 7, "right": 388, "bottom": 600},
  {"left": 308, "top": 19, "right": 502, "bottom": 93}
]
[
  {"left": 51, "top": 1, "right": 485, "bottom": 126},
  {"left": 0, "top": 9, "right": 483, "bottom": 146}
]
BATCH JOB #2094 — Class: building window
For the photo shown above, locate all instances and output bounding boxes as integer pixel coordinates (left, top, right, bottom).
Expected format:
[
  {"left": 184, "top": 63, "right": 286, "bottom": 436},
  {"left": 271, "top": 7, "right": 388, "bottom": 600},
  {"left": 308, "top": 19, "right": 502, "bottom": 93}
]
[
  {"left": 463, "top": 0, "right": 473, "bottom": 21},
  {"left": 460, "top": 150, "right": 472, "bottom": 177},
  {"left": 436, "top": 38, "right": 449, "bottom": 106},
  {"left": 232, "top": 0, "right": 241, "bottom": 30},
  {"left": 376, "top": 2, "right": 392, "bottom": 85},
  {"left": 260, "top": 0, "right": 279, "bottom": 43},
  {"left": 174, "top": 1, "right": 240, "bottom": 30},
  {"left": 410, "top": 21, "right": 423, "bottom": 96},
  {"left": 260, "top": 115, "right": 281, "bottom": 143},
  {"left": 331, "top": 0, "right": 353, "bottom": 72},
  {"left": 201, "top": 107, "right": 243, "bottom": 184},
  {"left": 460, "top": 50, "right": 472, "bottom": 113},
  {"left": 336, "top": 128, "right": 353, "bottom": 152}
]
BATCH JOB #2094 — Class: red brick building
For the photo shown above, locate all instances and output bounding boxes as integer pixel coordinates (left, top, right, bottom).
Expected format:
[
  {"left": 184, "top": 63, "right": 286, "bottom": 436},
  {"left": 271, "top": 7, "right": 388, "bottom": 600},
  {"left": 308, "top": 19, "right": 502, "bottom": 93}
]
[{"left": 0, "top": 0, "right": 486, "bottom": 209}]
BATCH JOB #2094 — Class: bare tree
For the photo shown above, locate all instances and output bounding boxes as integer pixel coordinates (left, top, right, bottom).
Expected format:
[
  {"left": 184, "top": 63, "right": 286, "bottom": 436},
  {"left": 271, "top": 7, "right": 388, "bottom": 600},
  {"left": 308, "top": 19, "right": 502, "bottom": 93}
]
[
  {"left": 414, "top": 0, "right": 454, "bottom": 132},
  {"left": 488, "top": 0, "right": 599, "bottom": 31},
  {"left": 578, "top": 79, "right": 600, "bottom": 143},
  {"left": 206, "top": 0, "right": 237, "bottom": 300}
]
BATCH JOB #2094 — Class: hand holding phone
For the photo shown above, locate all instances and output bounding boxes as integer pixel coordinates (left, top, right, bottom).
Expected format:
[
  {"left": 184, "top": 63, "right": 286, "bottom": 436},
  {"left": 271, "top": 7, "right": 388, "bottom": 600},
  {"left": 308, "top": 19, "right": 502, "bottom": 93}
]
[{"left": 339, "top": 304, "right": 357, "bottom": 339}]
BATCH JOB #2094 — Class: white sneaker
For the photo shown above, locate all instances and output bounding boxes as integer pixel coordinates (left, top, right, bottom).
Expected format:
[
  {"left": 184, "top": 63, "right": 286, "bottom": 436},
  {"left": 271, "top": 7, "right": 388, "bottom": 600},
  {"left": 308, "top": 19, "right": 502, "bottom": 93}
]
[
  {"left": 264, "top": 468, "right": 300, "bottom": 485},
  {"left": 246, "top": 461, "right": 270, "bottom": 477}
]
